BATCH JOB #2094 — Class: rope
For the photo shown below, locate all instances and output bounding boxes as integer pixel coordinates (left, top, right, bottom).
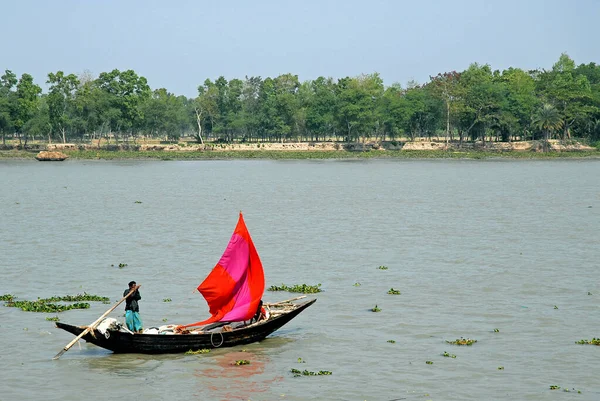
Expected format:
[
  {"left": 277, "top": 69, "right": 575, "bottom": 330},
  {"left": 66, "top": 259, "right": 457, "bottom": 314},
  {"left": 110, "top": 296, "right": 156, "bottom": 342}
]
[{"left": 210, "top": 331, "right": 224, "bottom": 348}]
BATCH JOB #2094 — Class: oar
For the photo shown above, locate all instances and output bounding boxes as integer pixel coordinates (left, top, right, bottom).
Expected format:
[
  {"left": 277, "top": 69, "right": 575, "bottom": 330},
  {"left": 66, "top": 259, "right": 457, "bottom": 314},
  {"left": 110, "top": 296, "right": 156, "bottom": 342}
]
[{"left": 53, "top": 284, "right": 141, "bottom": 360}]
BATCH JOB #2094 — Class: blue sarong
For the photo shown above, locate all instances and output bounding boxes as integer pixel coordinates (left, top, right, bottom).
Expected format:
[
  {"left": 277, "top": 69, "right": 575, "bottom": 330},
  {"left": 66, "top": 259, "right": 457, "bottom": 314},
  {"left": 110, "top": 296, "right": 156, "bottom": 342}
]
[{"left": 125, "top": 310, "right": 143, "bottom": 332}]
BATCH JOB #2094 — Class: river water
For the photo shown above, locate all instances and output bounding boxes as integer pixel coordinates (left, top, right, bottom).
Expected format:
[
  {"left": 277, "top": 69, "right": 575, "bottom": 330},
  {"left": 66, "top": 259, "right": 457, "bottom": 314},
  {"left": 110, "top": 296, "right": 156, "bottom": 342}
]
[{"left": 0, "top": 158, "right": 598, "bottom": 401}]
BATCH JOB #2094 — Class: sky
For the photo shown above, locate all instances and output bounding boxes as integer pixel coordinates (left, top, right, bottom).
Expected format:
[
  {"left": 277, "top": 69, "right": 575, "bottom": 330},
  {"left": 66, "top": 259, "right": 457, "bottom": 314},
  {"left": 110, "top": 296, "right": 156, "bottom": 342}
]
[{"left": 2, "top": 0, "right": 599, "bottom": 97}]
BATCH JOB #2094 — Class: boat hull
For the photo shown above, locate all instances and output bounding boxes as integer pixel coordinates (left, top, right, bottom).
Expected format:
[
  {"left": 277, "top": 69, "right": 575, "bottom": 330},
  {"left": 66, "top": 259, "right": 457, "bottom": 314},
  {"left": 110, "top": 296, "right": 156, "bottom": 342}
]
[{"left": 55, "top": 299, "right": 315, "bottom": 354}]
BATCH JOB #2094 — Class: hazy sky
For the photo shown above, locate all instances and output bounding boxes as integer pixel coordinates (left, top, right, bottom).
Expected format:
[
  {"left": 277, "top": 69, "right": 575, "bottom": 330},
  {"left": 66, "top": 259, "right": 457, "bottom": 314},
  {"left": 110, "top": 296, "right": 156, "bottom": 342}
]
[{"left": 2, "top": 0, "right": 599, "bottom": 97}]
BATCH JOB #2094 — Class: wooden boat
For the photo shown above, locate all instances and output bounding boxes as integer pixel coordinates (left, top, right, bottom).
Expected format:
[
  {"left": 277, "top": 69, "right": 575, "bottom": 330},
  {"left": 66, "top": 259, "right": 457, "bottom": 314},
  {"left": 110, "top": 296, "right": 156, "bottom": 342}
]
[
  {"left": 35, "top": 151, "right": 68, "bottom": 161},
  {"left": 55, "top": 299, "right": 315, "bottom": 354},
  {"left": 54, "top": 213, "right": 316, "bottom": 355}
]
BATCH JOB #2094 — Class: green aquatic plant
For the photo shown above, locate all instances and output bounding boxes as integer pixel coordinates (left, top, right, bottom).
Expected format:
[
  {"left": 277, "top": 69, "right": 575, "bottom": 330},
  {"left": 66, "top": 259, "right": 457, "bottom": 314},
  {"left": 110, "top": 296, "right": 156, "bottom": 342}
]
[
  {"left": 45, "top": 316, "right": 60, "bottom": 322},
  {"left": 549, "top": 386, "right": 560, "bottom": 390},
  {"left": 377, "top": 265, "right": 388, "bottom": 270},
  {"left": 118, "top": 263, "right": 128, "bottom": 268},
  {"left": 554, "top": 305, "right": 558, "bottom": 309},
  {"left": 134, "top": 201, "right": 142, "bottom": 204},
  {"left": 387, "top": 340, "right": 396, "bottom": 344},
  {"left": 163, "top": 298, "right": 172, "bottom": 302},
  {"left": 6, "top": 300, "right": 90, "bottom": 313},
  {"left": 387, "top": 288, "right": 401, "bottom": 295},
  {"left": 297, "top": 357, "right": 305, "bottom": 363},
  {"left": 575, "top": 338, "right": 600, "bottom": 345},
  {"left": 442, "top": 351, "right": 456, "bottom": 358},
  {"left": 40, "top": 293, "right": 109, "bottom": 302},
  {"left": 185, "top": 349, "right": 210, "bottom": 355},
  {"left": 371, "top": 304, "right": 381, "bottom": 312},
  {"left": 162, "top": 318, "right": 168, "bottom": 322},
  {"left": 234, "top": 359, "right": 250, "bottom": 366},
  {"left": 353, "top": 282, "right": 361, "bottom": 287},
  {"left": 588, "top": 292, "right": 592, "bottom": 295},
  {"left": 290, "top": 368, "right": 332, "bottom": 376},
  {"left": 446, "top": 337, "right": 477, "bottom": 346},
  {"left": 2, "top": 293, "right": 109, "bottom": 313},
  {"left": 425, "top": 361, "right": 433, "bottom": 365},
  {"left": 493, "top": 328, "right": 500, "bottom": 333},
  {"left": 497, "top": 366, "right": 504, "bottom": 370},
  {"left": 267, "top": 283, "right": 322, "bottom": 293}
]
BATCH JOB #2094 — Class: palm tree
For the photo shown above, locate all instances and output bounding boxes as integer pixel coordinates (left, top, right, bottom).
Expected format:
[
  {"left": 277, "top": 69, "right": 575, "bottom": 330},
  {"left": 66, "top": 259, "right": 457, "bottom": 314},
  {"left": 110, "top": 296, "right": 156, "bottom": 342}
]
[{"left": 532, "top": 103, "right": 563, "bottom": 151}]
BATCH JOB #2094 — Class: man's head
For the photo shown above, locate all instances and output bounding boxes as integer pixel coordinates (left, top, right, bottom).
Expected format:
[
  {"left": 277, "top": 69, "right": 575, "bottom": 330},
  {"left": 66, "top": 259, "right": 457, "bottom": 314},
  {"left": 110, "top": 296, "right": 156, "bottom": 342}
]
[{"left": 128, "top": 281, "right": 136, "bottom": 288}]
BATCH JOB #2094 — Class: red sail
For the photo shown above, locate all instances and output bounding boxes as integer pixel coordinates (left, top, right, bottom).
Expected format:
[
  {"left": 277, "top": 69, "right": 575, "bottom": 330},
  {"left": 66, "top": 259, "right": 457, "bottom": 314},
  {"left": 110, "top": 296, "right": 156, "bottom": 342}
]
[{"left": 182, "top": 213, "right": 264, "bottom": 327}]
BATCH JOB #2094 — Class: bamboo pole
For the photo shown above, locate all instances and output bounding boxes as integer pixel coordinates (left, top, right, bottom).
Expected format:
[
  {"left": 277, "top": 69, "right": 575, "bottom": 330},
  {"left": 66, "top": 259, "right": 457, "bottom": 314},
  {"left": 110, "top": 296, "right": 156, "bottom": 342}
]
[{"left": 264, "top": 295, "right": 307, "bottom": 307}]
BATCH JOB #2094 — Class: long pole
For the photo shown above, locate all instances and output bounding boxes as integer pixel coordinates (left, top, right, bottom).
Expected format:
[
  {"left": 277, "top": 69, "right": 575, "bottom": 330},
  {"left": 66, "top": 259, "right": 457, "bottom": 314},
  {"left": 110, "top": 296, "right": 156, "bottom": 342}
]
[{"left": 53, "top": 285, "right": 140, "bottom": 360}]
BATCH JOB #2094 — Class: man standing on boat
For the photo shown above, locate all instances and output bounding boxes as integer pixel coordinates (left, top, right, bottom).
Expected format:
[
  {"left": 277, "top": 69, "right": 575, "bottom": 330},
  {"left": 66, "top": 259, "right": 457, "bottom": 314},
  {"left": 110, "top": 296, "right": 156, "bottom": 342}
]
[{"left": 124, "top": 281, "right": 143, "bottom": 333}]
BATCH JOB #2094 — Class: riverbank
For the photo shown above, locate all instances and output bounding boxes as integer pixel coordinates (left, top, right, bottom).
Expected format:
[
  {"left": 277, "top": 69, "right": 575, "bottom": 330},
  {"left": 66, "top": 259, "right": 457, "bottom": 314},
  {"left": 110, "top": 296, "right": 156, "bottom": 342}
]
[{"left": 1, "top": 140, "right": 598, "bottom": 160}]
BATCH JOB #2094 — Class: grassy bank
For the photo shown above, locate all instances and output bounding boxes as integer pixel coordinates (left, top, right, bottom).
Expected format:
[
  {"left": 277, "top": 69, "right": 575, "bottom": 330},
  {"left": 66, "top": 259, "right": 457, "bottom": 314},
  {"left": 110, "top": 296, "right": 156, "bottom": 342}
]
[{"left": 2, "top": 149, "right": 600, "bottom": 161}]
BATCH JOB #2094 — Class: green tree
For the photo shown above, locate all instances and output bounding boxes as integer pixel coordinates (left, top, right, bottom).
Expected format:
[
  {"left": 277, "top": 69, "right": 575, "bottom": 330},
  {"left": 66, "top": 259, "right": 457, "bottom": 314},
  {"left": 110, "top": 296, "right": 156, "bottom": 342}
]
[
  {"left": 15, "top": 73, "right": 42, "bottom": 146},
  {"left": 0, "top": 70, "right": 18, "bottom": 145},
  {"left": 532, "top": 103, "right": 563, "bottom": 151},
  {"left": 47, "top": 71, "right": 79, "bottom": 143}
]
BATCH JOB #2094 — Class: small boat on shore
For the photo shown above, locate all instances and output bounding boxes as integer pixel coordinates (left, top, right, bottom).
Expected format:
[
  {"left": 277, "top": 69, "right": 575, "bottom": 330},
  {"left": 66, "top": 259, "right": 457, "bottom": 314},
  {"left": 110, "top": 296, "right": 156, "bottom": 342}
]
[
  {"left": 35, "top": 151, "right": 68, "bottom": 161},
  {"left": 55, "top": 213, "right": 315, "bottom": 355}
]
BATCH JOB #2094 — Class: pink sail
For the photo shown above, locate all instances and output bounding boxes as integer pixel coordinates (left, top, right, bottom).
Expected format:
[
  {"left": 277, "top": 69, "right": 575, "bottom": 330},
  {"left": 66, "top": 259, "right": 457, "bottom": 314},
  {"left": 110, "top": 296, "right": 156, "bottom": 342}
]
[{"left": 182, "top": 213, "right": 265, "bottom": 327}]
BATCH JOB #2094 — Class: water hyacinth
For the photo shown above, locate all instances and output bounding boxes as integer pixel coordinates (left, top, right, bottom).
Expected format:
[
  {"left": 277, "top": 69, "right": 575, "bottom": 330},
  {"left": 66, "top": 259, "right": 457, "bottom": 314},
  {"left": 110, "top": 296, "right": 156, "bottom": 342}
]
[
  {"left": 446, "top": 337, "right": 477, "bottom": 346},
  {"left": 290, "top": 368, "right": 332, "bottom": 376},
  {"left": 267, "top": 283, "right": 322, "bottom": 293},
  {"left": 185, "top": 349, "right": 210, "bottom": 355}
]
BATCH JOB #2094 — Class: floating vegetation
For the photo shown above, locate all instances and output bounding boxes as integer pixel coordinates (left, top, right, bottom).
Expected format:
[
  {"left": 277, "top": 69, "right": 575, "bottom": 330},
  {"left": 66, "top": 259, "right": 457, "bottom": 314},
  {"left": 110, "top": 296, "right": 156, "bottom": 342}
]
[
  {"left": 290, "top": 368, "right": 332, "bottom": 376},
  {"left": 575, "top": 338, "right": 600, "bottom": 345},
  {"left": 118, "top": 263, "right": 128, "bottom": 268},
  {"left": 185, "top": 349, "right": 210, "bottom": 355},
  {"left": 387, "top": 288, "right": 401, "bottom": 295},
  {"left": 6, "top": 300, "right": 91, "bottom": 313},
  {"left": 353, "top": 282, "right": 361, "bottom": 287},
  {"left": 371, "top": 304, "right": 381, "bottom": 312},
  {"left": 425, "top": 361, "right": 433, "bottom": 365},
  {"left": 234, "top": 359, "right": 250, "bottom": 366},
  {"left": 554, "top": 305, "right": 559, "bottom": 309},
  {"left": 163, "top": 298, "right": 172, "bottom": 302},
  {"left": 387, "top": 340, "right": 396, "bottom": 344},
  {"left": 45, "top": 316, "right": 60, "bottom": 322},
  {"left": 498, "top": 366, "right": 504, "bottom": 370},
  {"left": 377, "top": 265, "right": 388, "bottom": 270},
  {"left": 134, "top": 201, "right": 142, "bottom": 204},
  {"left": 267, "top": 283, "right": 322, "bottom": 293},
  {"left": 493, "top": 328, "right": 500, "bottom": 333},
  {"left": 162, "top": 318, "right": 168, "bottom": 322},
  {"left": 588, "top": 292, "right": 593, "bottom": 295},
  {"left": 40, "top": 293, "right": 109, "bottom": 302},
  {"left": 442, "top": 351, "right": 456, "bottom": 358},
  {"left": 297, "top": 357, "right": 305, "bottom": 363},
  {"left": 1, "top": 292, "right": 110, "bottom": 313},
  {"left": 446, "top": 337, "right": 477, "bottom": 346}
]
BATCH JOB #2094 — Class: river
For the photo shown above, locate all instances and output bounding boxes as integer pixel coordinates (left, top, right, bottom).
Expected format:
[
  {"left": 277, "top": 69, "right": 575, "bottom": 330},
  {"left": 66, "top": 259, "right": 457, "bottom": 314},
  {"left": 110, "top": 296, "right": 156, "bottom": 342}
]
[{"left": 0, "top": 158, "right": 598, "bottom": 400}]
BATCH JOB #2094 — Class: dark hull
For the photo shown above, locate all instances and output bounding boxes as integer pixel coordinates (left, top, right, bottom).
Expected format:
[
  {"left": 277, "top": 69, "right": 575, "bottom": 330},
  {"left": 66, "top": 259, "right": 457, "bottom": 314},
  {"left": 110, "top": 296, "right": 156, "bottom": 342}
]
[{"left": 55, "top": 299, "right": 315, "bottom": 354}]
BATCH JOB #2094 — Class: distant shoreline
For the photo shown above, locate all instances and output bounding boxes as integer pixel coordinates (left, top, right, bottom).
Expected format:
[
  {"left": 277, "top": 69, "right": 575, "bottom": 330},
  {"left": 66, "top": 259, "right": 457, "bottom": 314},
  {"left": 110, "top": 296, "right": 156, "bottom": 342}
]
[{"left": 2, "top": 150, "right": 600, "bottom": 161}]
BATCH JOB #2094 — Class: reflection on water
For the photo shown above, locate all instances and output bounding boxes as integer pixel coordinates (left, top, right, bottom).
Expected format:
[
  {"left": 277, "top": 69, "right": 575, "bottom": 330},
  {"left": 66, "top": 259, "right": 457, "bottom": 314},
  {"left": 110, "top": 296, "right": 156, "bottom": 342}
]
[
  {"left": 84, "top": 352, "right": 183, "bottom": 376},
  {"left": 193, "top": 349, "right": 283, "bottom": 401}
]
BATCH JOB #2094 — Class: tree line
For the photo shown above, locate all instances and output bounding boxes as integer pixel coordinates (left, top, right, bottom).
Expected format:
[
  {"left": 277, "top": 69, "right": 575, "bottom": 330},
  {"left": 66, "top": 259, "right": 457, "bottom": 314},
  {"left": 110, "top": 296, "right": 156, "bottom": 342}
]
[{"left": 1, "top": 53, "right": 599, "bottom": 147}]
